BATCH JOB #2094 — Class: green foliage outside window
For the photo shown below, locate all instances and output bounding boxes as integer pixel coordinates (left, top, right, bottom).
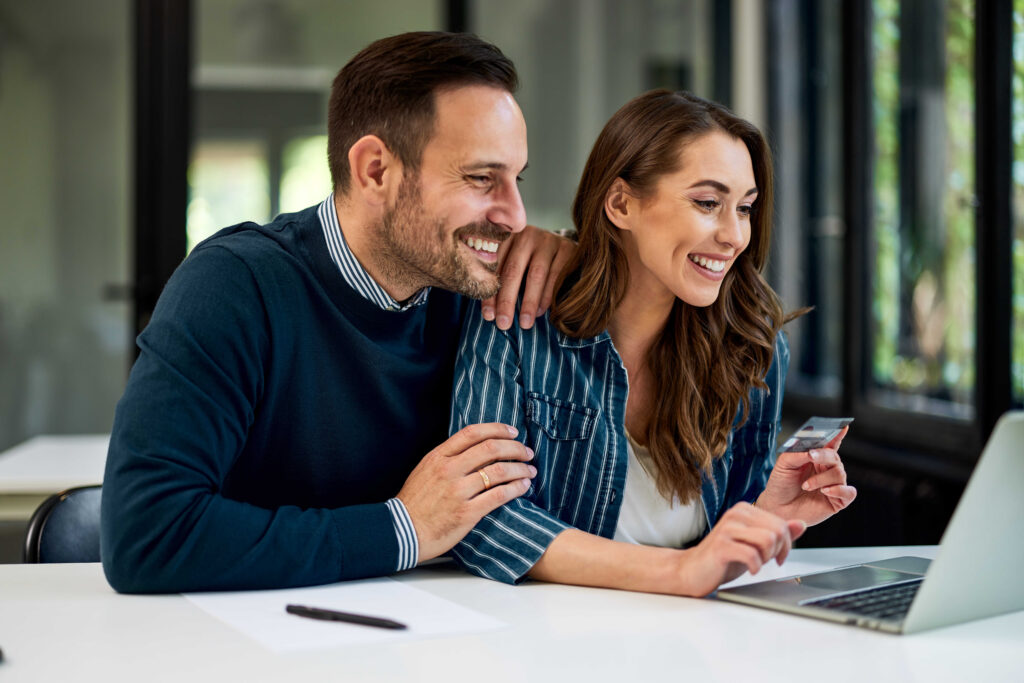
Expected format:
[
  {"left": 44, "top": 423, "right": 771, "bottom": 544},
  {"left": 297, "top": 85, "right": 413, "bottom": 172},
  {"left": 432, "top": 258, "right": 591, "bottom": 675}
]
[{"left": 871, "top": 0, "right": 975, "bottom": 407}]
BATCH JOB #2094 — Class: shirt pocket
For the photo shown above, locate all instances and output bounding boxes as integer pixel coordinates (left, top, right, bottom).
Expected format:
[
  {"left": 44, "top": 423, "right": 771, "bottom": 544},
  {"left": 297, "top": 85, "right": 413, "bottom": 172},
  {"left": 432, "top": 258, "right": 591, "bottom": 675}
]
[{"left": 525, "top": 392, "right": 597, "bottom": 441}]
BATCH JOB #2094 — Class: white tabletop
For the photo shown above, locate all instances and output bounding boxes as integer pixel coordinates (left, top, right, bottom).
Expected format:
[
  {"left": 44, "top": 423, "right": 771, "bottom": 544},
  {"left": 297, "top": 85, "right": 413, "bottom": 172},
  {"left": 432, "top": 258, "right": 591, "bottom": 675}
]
[
  {"left": 0, "top": 434, "right": 108, "bottom": 493},
  {"left": 0, "top": 546, "right": 1021, "bottom": 682}
]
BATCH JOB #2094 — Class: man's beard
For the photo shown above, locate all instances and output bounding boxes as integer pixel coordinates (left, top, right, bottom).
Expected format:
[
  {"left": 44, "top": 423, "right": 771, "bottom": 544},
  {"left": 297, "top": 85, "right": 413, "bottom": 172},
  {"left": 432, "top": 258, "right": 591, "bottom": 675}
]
[{"left": 377, "top": 176, "right": 509, "bottom": 301}]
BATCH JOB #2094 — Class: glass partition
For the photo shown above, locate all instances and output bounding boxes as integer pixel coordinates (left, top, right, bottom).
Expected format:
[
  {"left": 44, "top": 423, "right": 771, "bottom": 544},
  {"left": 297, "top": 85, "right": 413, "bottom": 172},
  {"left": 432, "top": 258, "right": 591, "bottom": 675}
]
[{"left": 0, "top": 0, "right": 132, "bottom": 451}]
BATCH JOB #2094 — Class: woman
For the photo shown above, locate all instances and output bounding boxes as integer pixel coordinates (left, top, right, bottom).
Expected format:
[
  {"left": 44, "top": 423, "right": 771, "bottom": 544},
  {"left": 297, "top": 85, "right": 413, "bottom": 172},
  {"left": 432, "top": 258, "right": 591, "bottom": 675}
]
[{"left": 448, "top": 90, "right": 855, "bottom": 596}]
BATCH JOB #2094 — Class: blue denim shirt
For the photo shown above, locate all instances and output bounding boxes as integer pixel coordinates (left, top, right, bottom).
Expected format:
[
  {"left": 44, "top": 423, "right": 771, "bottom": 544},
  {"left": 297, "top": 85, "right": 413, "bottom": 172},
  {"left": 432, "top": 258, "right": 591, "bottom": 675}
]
[{"left": 449, "top": 304, "right": 789, "bottom": 584}]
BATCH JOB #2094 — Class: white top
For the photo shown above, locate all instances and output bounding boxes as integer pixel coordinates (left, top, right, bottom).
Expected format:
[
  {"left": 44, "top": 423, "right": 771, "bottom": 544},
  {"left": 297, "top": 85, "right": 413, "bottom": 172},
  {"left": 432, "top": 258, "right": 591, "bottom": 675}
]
[{"left": 613, "top": 433, "right": 707, "bottom": 547}]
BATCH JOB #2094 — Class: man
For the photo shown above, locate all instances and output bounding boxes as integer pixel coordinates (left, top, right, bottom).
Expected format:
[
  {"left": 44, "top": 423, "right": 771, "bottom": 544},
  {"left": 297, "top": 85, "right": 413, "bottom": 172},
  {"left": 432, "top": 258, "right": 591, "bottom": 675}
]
[{"left": 101, "top": 32, "right": 572, "bottom": 593}]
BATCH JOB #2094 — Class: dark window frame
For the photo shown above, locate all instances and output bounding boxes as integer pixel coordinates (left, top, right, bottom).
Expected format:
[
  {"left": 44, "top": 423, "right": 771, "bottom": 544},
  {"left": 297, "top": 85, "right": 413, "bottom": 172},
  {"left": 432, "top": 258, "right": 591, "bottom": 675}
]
[{"left": 773, "top": 0, "right": 1014, "bottom": 480}]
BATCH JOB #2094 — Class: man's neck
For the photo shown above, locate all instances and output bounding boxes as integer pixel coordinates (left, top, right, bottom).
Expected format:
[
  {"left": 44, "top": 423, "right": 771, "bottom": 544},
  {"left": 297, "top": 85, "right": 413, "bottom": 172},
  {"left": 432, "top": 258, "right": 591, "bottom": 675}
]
[{"left": 333, "top": 193, "right": 423, "bottom": 302}]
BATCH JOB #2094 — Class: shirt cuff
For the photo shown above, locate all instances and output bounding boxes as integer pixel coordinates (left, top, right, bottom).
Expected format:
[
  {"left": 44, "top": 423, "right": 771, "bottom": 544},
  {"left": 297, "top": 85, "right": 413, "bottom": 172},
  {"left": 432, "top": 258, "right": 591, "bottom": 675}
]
[{"left": 385, "top": 498, "right": 419, "bottom": 571}]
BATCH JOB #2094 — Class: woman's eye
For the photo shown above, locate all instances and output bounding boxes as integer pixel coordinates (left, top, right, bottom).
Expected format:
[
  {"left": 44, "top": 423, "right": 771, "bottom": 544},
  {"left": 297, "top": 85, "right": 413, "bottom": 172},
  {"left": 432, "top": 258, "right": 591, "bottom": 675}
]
[
  {"left": 738, "top": 204, "right": 753, "bottom": 216},
  {"left": 694, "top": 199, "right": 719, "bottom": 211}
]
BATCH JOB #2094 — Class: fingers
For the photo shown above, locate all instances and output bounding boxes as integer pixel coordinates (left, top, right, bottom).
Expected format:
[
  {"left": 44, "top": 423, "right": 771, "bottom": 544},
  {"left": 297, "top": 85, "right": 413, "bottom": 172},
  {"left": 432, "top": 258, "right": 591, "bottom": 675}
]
[
  {"left": 820, "top": 484, "right": 857, "bottom": 508},
  {"left": 480, "top": 295, "right": 497, "bottom": 322},
  {"left": 538, "top": 239, "right": 575, "bottom": 315},
  {"left": 716, "top": 503, "right": 797, "bottom": 570},
  {"left": 433, "top": 423, "right": 519, "bottom": 458},
  {"left": 492, "top": 228, "right": 537, "bottom": 330},
  {"left": 800, "top": 449, "right": 847, "bottom": 491},
  {"left": 471, "top": 460, "right": 537, "bottom": 496},
  {"left": 490, "top": 226, "right": 576, "bottom": 331},
  {"left": 469, "top": 476, "right": 533, "bottom": 517},
  {"left": 516, "top": 238, "right": 558, "bottom": 331},
  {"left": 460, "top": 438, "right": 535, "bottom": 475},
  {"left": 825, "top": 426, "right": 849, "bottom": 450}
]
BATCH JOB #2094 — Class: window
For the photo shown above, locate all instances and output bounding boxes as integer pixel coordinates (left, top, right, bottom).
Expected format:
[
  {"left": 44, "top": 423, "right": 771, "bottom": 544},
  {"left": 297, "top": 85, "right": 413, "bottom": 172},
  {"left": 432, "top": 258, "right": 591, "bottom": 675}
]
[
  {"left": 1013, "top": 0, "right": 1024, "bottom": 404},
  {"left": 771, "top": 0, "right": 1013, "bottom": 468},
  {"left": 869, "top": 0, "right": 975, "bottom": 417},
  {"left": 187, "top": 0, "right": 442, "bottom": 249},
  {"left": 467, "top": 0, "right": 724, "bottom": 234},
  {"left": 0, "top": 1, "right": 133, "bottom": 450}
]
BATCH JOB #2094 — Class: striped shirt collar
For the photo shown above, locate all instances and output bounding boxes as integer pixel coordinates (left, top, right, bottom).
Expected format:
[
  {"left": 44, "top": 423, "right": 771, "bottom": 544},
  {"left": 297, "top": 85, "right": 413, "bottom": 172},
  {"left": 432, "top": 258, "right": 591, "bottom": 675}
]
[{"left": 317, "top": 194, "right": 430, "bottom": 311}]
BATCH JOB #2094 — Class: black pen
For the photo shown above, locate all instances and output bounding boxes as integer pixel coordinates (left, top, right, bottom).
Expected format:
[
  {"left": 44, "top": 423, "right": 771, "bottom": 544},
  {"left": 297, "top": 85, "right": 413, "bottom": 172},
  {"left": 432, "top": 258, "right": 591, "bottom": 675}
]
[{"left": 285, "top": 604, "right": 407, "bottom": 630}]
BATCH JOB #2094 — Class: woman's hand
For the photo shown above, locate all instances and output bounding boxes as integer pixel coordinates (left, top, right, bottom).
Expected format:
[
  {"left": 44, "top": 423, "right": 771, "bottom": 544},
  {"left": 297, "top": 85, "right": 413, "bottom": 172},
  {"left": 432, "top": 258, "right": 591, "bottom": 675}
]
[
  {"left": 482, "top": 225, "right": 575, "bottom": 330},
  {"left": 673, "top": 502, "right": 806, "bottom": 597},
  {"left": 755, "top": 427, "right": 857, "bottom": 526}
]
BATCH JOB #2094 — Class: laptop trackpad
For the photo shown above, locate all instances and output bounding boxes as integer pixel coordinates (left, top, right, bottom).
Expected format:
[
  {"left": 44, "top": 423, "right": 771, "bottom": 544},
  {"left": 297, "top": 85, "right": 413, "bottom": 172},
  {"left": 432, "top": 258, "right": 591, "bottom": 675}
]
[{"left": 792, "top": 565, "right": 915, "bottom": 592}]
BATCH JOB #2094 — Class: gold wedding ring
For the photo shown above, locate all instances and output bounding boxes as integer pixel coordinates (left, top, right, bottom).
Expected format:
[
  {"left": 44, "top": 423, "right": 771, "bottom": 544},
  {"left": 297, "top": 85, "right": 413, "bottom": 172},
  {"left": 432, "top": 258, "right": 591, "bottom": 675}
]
[{"left": 478, "top": 469, "right": 491, "bottom": 490}]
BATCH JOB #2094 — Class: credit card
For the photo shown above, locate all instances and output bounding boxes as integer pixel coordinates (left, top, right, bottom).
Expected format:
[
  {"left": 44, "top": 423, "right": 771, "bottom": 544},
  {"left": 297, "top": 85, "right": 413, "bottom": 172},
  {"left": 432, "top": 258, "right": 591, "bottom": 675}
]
[{"left": 777, "top": 416, "right": 854, "bottom": 453}]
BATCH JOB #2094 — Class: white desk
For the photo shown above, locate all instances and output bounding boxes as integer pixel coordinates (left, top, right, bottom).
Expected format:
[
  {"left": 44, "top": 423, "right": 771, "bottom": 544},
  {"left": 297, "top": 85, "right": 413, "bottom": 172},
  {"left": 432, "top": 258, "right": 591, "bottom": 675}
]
[
  {"left": 0, "top": 546, "right": 1021, "bottom": 682},
  {"left": 0, "top": 435, "right": 108, "bottom": 521}
]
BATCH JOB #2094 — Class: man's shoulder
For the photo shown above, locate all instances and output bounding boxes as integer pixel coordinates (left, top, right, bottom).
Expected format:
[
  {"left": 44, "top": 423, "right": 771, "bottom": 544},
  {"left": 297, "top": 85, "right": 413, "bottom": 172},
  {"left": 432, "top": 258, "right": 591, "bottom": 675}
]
[{"left": 192, "top": 205, "right": 320, "bottom": 262}]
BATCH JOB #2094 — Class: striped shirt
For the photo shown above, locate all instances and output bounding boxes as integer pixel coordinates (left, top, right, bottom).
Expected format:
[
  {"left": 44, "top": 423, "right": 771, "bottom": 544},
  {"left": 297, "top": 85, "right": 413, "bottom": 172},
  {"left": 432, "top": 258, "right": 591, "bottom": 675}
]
[
  {"left": 448, "top": 303, "right": 789, "bottom": 584},
  {"left": 317, "top": 194, "right": 422, "bottom": 571},
  {"left": 317, "top": 194, "right": 430, "bottom": 311}
]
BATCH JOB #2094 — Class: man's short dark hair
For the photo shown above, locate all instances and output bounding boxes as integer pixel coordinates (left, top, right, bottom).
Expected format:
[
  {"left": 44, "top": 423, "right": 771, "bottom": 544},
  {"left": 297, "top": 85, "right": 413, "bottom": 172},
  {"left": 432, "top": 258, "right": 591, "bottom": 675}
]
[{"left": 327, "top": 31, "right": 519, "bottom": 194}]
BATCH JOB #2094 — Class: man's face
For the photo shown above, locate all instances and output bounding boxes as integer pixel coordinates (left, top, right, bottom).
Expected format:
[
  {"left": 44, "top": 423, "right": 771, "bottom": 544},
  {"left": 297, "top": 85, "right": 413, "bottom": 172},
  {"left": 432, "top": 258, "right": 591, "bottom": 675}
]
[{"left": 379, "top": 85, "right": 528, "bottom": 300}]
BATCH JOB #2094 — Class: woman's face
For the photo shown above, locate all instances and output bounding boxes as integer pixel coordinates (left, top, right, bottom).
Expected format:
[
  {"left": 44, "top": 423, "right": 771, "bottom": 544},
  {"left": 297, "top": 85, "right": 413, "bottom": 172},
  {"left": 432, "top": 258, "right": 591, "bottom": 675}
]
[{"left": 618, "top": 130, "right": 756, "bottom": 308}]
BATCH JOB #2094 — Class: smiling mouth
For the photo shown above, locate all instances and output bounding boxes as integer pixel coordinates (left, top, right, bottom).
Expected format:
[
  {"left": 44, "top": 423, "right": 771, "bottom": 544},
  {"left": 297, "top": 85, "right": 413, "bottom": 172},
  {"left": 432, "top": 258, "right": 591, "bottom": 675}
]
[
  {"left": 688, "top": 254, "right": 726, "bottom": 273},
  {"left": 461, "top": 236, "right": 501, "bottom": 254}
]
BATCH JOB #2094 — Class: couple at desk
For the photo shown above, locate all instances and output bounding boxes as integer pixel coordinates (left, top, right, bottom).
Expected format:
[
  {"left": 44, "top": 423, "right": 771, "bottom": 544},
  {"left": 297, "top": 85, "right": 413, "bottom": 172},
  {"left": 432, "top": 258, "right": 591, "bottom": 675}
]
[{"left": 101, "top": 31, "right": 854, "bottom": 598}]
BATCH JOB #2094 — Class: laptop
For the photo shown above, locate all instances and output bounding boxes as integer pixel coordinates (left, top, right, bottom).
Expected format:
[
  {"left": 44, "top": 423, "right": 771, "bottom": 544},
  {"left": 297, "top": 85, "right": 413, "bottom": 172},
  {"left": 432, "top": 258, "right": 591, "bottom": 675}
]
[{"left": 715, "top": 410, "right": 1024, "bottom": 634}]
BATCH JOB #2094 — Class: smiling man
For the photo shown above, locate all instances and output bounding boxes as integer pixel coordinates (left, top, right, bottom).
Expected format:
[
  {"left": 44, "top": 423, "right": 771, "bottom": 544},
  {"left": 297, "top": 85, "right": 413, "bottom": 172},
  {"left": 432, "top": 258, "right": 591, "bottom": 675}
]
[{"left": 101, "top": 32, "right": 572, "bottom": 593}]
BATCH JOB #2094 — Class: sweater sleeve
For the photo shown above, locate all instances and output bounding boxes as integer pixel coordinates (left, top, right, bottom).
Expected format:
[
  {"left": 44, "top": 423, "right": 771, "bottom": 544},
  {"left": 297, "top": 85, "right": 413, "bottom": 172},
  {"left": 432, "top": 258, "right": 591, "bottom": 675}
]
[
  {"left": 101, "top": 245, "right": 400, "bottom": 593},
  {"left": 447, "top": 307, "right": 571, "bottom": 585},
  {"left": 720, "top": 331, "right": 790, "bottom": 511}
]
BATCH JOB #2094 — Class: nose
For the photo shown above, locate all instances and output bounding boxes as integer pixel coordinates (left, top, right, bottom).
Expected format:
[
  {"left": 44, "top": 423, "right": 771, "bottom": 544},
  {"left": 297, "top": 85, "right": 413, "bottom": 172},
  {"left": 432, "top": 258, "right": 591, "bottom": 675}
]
[
  {"left": 487, "top": 181, "right": 527, "bottom": 234},
  {"left": 715, "top": 209, "right": 748, "bottom": 250}
]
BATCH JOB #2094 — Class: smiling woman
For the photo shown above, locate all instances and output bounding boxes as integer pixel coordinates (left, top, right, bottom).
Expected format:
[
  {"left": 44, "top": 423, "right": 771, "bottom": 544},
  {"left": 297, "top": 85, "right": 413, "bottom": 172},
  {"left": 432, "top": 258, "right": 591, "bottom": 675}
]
[{"left": 447, "top": 90, "right": 852, "bottom": 598}]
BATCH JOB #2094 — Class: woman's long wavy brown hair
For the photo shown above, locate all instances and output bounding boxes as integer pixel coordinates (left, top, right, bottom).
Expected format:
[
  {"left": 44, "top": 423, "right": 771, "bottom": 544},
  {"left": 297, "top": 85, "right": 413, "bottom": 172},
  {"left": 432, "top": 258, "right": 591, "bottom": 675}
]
[{"left": 550, "top": 90, "right": 792, "bottom": 504}]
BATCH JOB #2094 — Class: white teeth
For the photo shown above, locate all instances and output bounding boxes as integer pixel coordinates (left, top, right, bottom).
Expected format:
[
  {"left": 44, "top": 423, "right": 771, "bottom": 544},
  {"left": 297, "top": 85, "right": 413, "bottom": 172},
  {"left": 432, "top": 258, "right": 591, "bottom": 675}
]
[
  {"left": 464, "top": 237, "right": 499, "bottom": 253},
  {"left": 690, "top": 255, "right": 725, "bottom": 272}
]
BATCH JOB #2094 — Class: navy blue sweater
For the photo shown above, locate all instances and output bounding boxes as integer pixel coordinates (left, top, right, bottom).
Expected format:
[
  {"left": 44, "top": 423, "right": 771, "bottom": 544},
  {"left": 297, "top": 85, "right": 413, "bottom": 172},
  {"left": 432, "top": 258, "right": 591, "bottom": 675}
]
[{"left": 101, "top": 206, "right": 468, "bottom": 592}]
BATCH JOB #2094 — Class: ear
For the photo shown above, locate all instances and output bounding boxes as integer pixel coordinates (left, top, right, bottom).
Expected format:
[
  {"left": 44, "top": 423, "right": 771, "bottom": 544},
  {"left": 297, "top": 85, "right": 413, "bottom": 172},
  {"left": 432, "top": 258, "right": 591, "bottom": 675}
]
[
  {"left": 604, "top": 178, "right": 637, "bottom": 231},
  {"left": 346, "top": 135, "right": 402, "bottom": 207}
]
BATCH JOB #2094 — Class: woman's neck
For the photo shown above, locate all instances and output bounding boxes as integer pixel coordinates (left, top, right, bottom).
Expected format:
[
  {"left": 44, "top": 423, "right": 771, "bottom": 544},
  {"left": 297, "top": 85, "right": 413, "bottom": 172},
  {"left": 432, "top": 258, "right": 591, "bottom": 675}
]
[{"left": 607, "top": 277, "right": 675, "bottom": 364}]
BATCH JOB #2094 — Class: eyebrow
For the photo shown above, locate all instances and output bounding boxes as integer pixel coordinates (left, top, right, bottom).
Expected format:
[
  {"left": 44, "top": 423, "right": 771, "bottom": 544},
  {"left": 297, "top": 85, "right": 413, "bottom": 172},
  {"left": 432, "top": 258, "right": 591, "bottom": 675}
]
[
  {"left": 687, "top": 179, "right": 758, "bottom": 197},
  {"left": 464, "top": 161, "right": 530, "bottom": 174}
]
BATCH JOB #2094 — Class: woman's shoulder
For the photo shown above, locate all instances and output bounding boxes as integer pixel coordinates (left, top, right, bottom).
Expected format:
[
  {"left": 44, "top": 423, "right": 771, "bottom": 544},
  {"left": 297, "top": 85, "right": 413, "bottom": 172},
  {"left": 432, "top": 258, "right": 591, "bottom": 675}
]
[{"left": 460, "top": 296, "right": 580, "bottom": 349}]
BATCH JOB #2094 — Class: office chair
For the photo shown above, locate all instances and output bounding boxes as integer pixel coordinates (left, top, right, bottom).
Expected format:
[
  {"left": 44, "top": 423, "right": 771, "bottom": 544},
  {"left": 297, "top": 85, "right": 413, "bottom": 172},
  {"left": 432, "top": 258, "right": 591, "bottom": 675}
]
[{"left": 23, "top": 485, "right": 102, "bottom": 563}]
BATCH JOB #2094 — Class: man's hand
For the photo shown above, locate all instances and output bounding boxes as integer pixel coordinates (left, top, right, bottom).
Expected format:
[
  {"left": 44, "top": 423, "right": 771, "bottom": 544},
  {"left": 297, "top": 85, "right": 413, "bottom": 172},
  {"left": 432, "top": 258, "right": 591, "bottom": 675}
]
[
  {"left": 396, "top": 423, "right": 537, "bottom": 562},
  {"left": 755, "top": 427, "right": 857, "bottom": 526},
  {"left": 482, "top": 225, "right": 575, "bottom": 330}
]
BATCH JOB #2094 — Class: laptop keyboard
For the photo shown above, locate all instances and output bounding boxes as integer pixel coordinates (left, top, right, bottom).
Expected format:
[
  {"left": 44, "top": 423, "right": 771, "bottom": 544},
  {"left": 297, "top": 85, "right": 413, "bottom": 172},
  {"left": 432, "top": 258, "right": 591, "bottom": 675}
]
[{"left": 805, "top": 579, "right": 923, "bottom": 620}]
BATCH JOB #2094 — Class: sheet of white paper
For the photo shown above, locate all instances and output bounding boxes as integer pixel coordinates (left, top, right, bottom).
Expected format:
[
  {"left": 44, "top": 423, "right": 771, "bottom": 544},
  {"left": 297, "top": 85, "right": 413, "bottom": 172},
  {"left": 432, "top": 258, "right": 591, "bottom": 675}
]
[{"left": 185, "top": 577, "right": 505, "bottom": 653}]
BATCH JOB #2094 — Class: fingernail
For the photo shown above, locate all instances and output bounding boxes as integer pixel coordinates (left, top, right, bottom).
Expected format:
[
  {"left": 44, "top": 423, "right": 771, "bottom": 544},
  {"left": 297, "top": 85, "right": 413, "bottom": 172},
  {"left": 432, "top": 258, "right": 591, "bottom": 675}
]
[
  {"left": 520, "top": 313, "right": 534, "bottom": 328},
  {"left": 526, "top": 447, "right": 534, "bottom": 458},
  {"left": 482, "top": 306, "right": 495, "bottom": 321},
  {"left": 802, "top": 481, "right": 811, "bottom": 491},
  {"left": 506, "top": 425, "right": 518, "bottom": 437},
  {"left": 528, "top": 465, "right": 537, "bottom": 476},
  {"left": 809, "top": 450, "right": 821, "bottom": 461},
  {"left": 537, "top": 307, "right": 545, "bottom": 318},
  {"left": 497, "top": 315, "right": 511, "bottom": 329}
]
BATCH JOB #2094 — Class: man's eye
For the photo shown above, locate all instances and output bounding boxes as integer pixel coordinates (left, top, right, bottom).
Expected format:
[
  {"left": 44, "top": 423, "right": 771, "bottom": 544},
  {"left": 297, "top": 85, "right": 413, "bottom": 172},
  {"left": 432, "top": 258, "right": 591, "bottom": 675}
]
[{"left": 468, "top": 175, "right": 491, "bottom": 184}]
